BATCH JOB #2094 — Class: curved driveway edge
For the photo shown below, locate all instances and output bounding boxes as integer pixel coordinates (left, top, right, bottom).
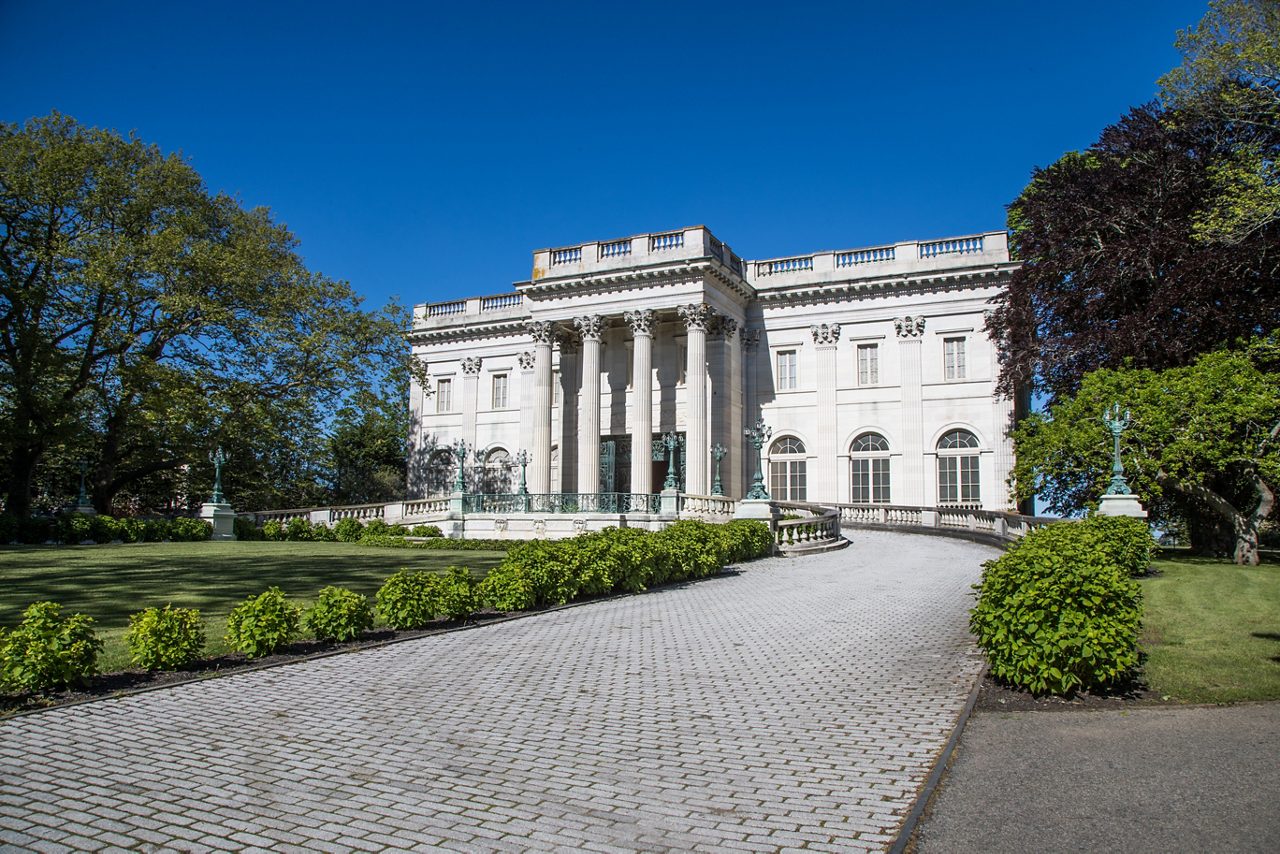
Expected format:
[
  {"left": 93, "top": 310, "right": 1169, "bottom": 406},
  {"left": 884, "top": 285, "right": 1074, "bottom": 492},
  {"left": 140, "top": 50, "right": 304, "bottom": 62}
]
[{"left": 0, "top": 530, "right": 995, "bottom": 853}]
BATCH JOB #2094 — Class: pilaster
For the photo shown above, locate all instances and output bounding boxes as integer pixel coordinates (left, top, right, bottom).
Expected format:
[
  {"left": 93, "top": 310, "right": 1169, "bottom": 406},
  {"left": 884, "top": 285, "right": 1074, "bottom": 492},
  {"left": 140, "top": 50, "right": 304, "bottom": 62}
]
[
  {"left": 461, "top": 356, "right": 482, "bottom": 453},
  {"left": 527, "top": 321, "right": 554, "bottom": 494},
  {"left": 812, "top": 323, "right": 841, "bottom": 503},
  {"left": 895, "top": 315, "right": 926, "bottom": 505},
  {"left": 575, "top": 315, "right": 604, "bottom": 495}
]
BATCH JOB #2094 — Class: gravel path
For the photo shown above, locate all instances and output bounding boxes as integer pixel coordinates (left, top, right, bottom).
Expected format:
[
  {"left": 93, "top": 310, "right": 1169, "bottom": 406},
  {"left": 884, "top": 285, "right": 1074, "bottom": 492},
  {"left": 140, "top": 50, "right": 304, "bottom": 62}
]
[{"left": 0, "top": 530, "right": 995, "bottom": 853}]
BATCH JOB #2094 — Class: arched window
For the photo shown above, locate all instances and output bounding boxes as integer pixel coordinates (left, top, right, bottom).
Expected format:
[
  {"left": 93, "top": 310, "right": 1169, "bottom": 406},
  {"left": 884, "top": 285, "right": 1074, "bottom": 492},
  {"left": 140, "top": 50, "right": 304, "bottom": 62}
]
[
  {"left": 425, "top": 449, "right": 456, "bottom": 496},
  {"left": 850, "top": 432, "right": 891, "bottom": 504},
  {"left": 769, "top": 437, "right": 807, "bottom": 501},
  {"left": 482, "top": 448, "right": 512, "bottom": 494},
  {"left": 937, "top": 429, "right": 980, "bottom": 506}
]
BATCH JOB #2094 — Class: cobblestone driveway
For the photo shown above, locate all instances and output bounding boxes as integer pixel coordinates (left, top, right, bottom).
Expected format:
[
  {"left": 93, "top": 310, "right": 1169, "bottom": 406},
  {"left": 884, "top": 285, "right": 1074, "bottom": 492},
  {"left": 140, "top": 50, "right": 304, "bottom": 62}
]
[{"left": 0, "top": 530, "right": 994, "bottom": 853}]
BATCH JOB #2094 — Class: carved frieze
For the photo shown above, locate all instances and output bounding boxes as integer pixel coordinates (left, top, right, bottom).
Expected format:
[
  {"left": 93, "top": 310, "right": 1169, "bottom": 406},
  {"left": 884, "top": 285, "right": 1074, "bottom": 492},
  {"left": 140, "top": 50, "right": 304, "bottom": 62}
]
[
  {"left": 810, "top": 323, "right": 841, "bottom": 346},
  {"left": 894, "top": 316, "right": 927, "bottom": 338}
]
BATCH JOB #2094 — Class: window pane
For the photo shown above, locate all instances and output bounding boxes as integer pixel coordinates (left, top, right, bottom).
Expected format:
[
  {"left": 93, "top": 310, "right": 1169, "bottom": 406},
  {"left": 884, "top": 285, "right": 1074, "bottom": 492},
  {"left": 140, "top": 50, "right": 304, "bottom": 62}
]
[
  {"left": 777, "top": 350, "right": 797, "bottom": 390},
  {"left": 857, "top": 344, "right": 879, "bottom": 385},
  {"left": 872, "top": 458, "right": 891, "bottom": 503},
  {"left": 944, "top": 337, "right": 967, "bottom": 380},
  {"left": 792, "top": 462, "right": 807, "bottom": 501},
  {"left": 938, "top": 456, "right": 958, "bottom": 504},
  {"left": 437, "top": 379, "right": 452, "bottom": 413},
  {"left": 851, "top": 459, "right": 869, "bottom": 502},
  {"left": 770, "top": 461, "right": 786, "bottom": 499},
  {"left": 960, "top": 455, "right": 981, "bottom": 502}
]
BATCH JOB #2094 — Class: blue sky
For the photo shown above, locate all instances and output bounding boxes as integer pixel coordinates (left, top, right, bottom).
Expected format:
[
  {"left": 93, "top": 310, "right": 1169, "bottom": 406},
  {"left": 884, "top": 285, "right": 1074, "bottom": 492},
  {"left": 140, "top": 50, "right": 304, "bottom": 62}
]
[{"left": 1, "top": 0, "right": 1208, "bottom": 312}]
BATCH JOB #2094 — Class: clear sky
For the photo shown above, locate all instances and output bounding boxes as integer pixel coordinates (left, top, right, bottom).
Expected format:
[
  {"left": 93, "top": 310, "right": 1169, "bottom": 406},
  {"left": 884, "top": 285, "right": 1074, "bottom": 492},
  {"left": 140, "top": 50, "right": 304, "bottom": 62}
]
[{"left": 1, "top": 0, "right": 1208, "bottom": 313}]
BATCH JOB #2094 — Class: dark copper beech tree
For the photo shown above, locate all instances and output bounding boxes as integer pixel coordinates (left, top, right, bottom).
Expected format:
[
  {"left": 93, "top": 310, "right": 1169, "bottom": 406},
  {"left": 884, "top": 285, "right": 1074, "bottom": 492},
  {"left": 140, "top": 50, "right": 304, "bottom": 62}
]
[{"left": 987, "top": 103, "right": 1280, "bottom": 406}]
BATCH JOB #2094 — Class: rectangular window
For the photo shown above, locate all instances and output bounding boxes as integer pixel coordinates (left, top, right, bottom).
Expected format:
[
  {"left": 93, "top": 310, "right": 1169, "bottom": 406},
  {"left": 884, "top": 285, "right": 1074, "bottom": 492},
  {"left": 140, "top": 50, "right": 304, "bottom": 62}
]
[
  {"left": 436, "top": 378, "right": 452, "bottom": 413},
  {"left": 491, "top": 373, "right": 509, "bottom": 409},
  {"left": 938, "top": 455, "right": 981, "bottom": 505},
  {"left": 944, "top": 337, "right": 967, "bottom": 380},
  {"left": 851, "top": 458, "right": 891, "bottom": 503},
  {"left": 857, "top": 343, "right": 879, "bottom": 386},
  {"left": 777, "top": 350, "right": 798, "bottom": 390},
  {"left": 553, "top": 369, "right": 560, "bottom": 405}
]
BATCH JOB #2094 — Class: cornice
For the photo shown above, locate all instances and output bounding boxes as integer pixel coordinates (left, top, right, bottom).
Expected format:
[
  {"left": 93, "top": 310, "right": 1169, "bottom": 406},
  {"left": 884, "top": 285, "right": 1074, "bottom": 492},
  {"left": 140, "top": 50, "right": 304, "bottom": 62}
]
[
  {"left": 753, "top": 264, "right": 1018, "bottom": 309},
  {"left": 406, "top": 318, "right": 532, "bottom": 346},
  {"left": 520, "top": 257, "right": 755, "bottom": 303}
]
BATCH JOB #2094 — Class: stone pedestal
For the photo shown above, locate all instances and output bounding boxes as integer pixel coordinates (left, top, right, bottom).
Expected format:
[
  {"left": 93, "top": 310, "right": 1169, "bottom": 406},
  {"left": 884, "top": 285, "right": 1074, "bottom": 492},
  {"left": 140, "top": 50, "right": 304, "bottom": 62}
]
[
  {"left": 734, "top": 499, "right": 779, "bottom": 523},
  {"left": 73, "top": 502, "right": 96, "bottom": 516},
  {"left": 199, "top": 502, "right": 237, "bottom": 541},
  {"left": 1098, "top": 494, "right": 1148, "bottom": 518},
  {"left": 659, "top": 489, "right": 680, "bottom": 520}
]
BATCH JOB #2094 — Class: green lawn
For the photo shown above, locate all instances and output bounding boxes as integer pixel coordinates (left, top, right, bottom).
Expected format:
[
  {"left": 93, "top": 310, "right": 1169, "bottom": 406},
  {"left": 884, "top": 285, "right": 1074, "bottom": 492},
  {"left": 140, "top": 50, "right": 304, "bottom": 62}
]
[
  {"left": 1141, "top": 557, "right": 1280, "bottom": 703},
  {"left": 0, "top": 541, "right": 504, "bottom": 671}
]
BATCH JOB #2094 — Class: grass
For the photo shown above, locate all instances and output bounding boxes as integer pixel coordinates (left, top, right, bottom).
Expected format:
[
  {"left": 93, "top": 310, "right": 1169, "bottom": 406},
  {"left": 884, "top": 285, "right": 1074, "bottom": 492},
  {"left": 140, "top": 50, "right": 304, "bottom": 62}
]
[
  {"left": 0, "top": 541, "right": 504, "bottom": 671},
  {"left": 1141, "top": 556, "right": 1280, "bottom": 703}
]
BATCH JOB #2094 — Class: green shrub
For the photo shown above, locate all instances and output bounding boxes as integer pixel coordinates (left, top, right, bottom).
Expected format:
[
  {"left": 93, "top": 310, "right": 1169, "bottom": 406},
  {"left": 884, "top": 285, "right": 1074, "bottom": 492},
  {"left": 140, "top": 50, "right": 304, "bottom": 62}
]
[
  {"left": 359, "top": 533, "right": 412, "bottom": 548},
  {"left": 125, "top": 605, "right": 206, "bottom": 670},
  {"left": 478, "top": 563, "right": 537, "bottom": 611},
  {"left": 360, "top": 518, "right": 396, "bottom": 539},
  {"left": 58, "top": 513, "right": 94, "bottom": 543},
  {"left": 225, "top": 587, "right": 301, "bottom": 658},
  {"left": 723, "top": 520, "right": 774, "bottom": 561},
  {"left": 0, "top": 514, "right": 17, "bottom": 544},
  {"left": 0, "top": 602, "right": 103, "bottom": 694},
  {"left": 170, "top": 517, "right": 213, "bottom": 542},
  {"left": 970, "top": 522, "right": 1143, "bottom": 696},
  {"left": 233, "top": 517, "right": 265, "bottom": 541},
  {"left": 88, "top": 514, "right": 122, "bottom": 544},
  {"left": 435, "top": 567, "right": 479, "bottom": 621},
  {"left": 116, "top": 517, "right": 146, "bottom": 544},
  {"left": 376, "top": 569, "right": 439, "bottom": 629},
  {"left": 1079, "top": 514, "right": 1156, "bottom": 577},
  {"left": 409, "top": 524, "right": 443, "bottom": 538},
  {"left": 333, "top": 517, "right": 364, "bottom": 542},
  {"left": 311, "top": 523, "right": 337, "bottom": 542},
  {"left": 261, "top": 519, "right": 285, "bottom": 541},
  {"left": 397, "top": 537, "right": 511, "bottom": 551},
  {"left": 16, "top": 516, "right": 56, "bottom": 544},
  {"left": 284, "top": 517, "right": 314, "bottom": 541},
  {"left": 305, "top": 586, "right": 374, "bottom": 642}
]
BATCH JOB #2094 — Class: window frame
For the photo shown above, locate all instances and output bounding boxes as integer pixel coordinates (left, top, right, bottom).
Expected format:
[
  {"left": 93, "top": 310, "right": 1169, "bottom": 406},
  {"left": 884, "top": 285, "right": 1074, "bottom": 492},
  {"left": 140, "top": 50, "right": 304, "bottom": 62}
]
[
  {"left": 768, "top": 436, "right": 807, "bottom": 501},
  {"left": 491, "top": 373, "right": 509, "bottom": 410},
  {"left": 943, "top": 336, "right": 967, "bottom": 381},
  {"left": 856, "top": 342, "right": 880, "bottom": 386},
  {"left": 936, "top": 429, "right": 981, "bottom": 506},
  {"left": 436, "top": 378, "right": 453, "bottom": 413},
  {"left": 849, "top": 432, "right": 891, "bottom": 504},
  {"left": 776, "top": 349, "right": 798, "bottom": 391}
]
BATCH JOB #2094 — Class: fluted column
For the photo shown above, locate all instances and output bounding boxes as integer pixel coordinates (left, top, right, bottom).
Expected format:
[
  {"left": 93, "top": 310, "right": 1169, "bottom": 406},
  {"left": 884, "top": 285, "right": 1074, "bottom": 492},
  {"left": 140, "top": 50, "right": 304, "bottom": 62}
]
[
  {"left": 723, "top": 318, "right": 742, "bottom": 497},
  {"left": 680, "top": 304, "right": 712, "bottom": 495},
  {"left": 625, "top": 310, "right": 654, "bottom": 497},
  {"left": 741, "top": 329, "right": 760, "bottom": 494},
  {"left": 895, "top": 315, "right": 927, "bottom": 505},
  {"left": 575, "top": 315, "right": 604, "bottom": 495},
  {"left": 527, "top": 321, "right": 554, "bottom": 494},
  {"left": 812, "top": 323, "right": 841, "bottom": 504}
]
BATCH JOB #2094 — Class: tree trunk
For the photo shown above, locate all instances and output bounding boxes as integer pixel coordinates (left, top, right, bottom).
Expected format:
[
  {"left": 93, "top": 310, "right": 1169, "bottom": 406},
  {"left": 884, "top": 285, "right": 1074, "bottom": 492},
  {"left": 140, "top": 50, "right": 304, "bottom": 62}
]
[
  {"left": 1163, "top": 472, "right": 1273, "bottom": 566},
  {"left": 2, "top": 441, "right": 43, "bottom": 518}
]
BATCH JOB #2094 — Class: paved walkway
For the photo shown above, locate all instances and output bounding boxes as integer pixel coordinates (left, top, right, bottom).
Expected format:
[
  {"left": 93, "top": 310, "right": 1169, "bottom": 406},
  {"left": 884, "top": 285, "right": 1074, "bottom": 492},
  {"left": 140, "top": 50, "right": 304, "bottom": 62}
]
[
  {"left": 914, "top": 702, "right": 1280, "bottom": 853},
  {"left": 0, "top": 530, "right": 995, "bottom": 853}
]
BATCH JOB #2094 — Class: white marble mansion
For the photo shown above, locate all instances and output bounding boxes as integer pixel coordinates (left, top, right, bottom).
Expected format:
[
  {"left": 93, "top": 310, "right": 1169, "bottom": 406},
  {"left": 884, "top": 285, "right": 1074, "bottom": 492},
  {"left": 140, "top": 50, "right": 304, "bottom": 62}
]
[{"left": 408, "top": 225, "right": 1021, "bottom": 510}]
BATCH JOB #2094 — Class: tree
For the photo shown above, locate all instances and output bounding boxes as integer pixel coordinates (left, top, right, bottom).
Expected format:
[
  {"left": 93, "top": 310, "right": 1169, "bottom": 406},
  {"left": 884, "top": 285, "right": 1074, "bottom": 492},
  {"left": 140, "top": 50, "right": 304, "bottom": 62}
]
[
  {"left": 325, "top": 387, "right": 409, "bottom": 505},
  {"left": 988, "top": 103, "right": 1280, "bottom": 404},
  {"left": 1159, "top": 0, "right": 1280, "bottom": 244},
  {"left": 0, "top": 113, "right": 413, "bottom": 516},
  {"left": 1011, "top": 341, "right": 1280, "bottom": 565}
]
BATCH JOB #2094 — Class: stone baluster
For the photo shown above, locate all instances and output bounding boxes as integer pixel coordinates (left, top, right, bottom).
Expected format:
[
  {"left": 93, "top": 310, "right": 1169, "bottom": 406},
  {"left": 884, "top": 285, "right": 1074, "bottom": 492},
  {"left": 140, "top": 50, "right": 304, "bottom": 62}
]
[
  {"left": 575, "top": 315, "right": 605, "bottom": 496},
  {"left": 625, "top": 309, "right": 654, "bottom": 497}
]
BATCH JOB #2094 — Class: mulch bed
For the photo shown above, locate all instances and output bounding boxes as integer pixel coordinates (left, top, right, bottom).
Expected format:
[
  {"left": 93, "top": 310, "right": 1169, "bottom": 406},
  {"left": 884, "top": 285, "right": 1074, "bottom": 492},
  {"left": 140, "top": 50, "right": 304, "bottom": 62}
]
[
  {"left": 0, "top": 611, "right": 514, "bottom": 719},
  {"left": 973, "top": 672, "right": 1175, "bottom": 713}
]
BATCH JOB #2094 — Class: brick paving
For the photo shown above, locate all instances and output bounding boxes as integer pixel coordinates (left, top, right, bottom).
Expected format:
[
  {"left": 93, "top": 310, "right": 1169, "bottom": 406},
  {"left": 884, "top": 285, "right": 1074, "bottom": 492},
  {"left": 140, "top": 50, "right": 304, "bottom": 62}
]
[{"left": 0, "top": 530, "right": 994, "bottom": 852}]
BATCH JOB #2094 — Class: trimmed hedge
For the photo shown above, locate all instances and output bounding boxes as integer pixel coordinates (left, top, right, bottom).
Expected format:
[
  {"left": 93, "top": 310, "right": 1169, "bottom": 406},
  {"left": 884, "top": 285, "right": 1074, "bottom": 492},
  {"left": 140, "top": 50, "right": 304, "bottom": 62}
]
[
  {"left": 0, "top": 602, "right": 103, "bottom": 693},
  {"left": 305, "top": 586, "right": 375, "bottom": 642},
  {"left": 477, "top": 520, "right": 772, "bottom": 612},
  {"left": 0, "top": 513, "right": 213, "bottom": 546},
  {"left": 125, "top": 605, "right": 206, "bottom": 670},
  {"left": 225, "top": 587, "right": 302, "bottom": 658},
  {"left": 970, "top": 520, "right": 1143, "bottom": 696}
]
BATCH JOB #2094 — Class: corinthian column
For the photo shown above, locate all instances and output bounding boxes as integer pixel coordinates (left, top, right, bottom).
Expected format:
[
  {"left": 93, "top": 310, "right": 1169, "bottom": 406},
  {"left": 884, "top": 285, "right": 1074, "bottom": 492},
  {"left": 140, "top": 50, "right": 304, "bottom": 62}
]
[
  {"left": 679, "top": 304, "right": 712, "bottom": 495},
  {"left": 895, "top": 315, "right": 927, "bottom": 505},
  {"left": 575, "top": 315, "right": 604, "bottom": 495},
  {"left": 527, "top": 321, "right": 555, "bottom": 494},
  {"left": 625, "top": 309, "right": 654, "bottom": 497}
]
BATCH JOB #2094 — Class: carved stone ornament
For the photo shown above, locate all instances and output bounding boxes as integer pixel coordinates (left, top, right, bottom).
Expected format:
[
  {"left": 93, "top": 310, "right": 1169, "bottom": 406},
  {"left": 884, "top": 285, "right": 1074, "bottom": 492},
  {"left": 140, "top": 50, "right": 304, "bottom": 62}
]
[
  {"left": 718, "top": 317, "right": 738, "bottom": 340},
  {"left": 810, "top": 323, "right": 841, "bottom": 346},
  {"left": 493, "top": 518, "right": 508, "bottom": 533},
  {"left": 741, "top": 328, "right": 761, "bottom": 350},
  {"left": 678, "top": 303, "right": 714, "bottom": 332},
  {"left": 461, "top": 356, "right": 483, "bottom": 375},
  {"left": 894, "top": 316, "right": 927, "bottom": 338},
  {"left": 574, "top": 314, "right": 605, "bottom": 340},
  {"left": 572, "top": 518, "right": 587, "bottom": 534},
  {"left": 555, "top": 330, "right": 579, "bottom": 355},
  {"left": 624, "top": 309, "right": 655, "bottom": 337},
  {"left": 533, "top": 519, "right": 547, "bottom": 538},
  {"left": 517, "top": 351, "right": 535, "bottom": 370},
  {"left": 526, "top": 320, "right": 555, "bottom": 345}
]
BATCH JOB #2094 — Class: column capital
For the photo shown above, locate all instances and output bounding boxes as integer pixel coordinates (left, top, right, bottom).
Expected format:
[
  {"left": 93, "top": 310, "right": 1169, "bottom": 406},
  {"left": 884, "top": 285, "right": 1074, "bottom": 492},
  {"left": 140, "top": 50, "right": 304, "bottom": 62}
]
[
  {"left": 624, "top": 309, "right": 655, "bottom": 337},
  {"left": 556, "top": 330, "right": 579, "bottom": 355},
  {"left": 810, "top": 323, "right": 841, "bottom": 346},
  {"left": 741, "top": 328, "right": 761, "bottom": 350},
  {"left": 527, "top": 320, "right": 556, "bottom": 344},
  {"left": 894, "top": 315, "right": 926, "bottom": 338},
  {"left": 574, "top": 314, "right": 605, "bottom": 341},
  {"left": 678, "top": 303, "right": 714, "bottom": 332},
  {"left": 517, "top": 351, "right": 535, "bottom": 371},
  {"left": 461, "top": 356, "right": 483, "bottom": 375}
]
